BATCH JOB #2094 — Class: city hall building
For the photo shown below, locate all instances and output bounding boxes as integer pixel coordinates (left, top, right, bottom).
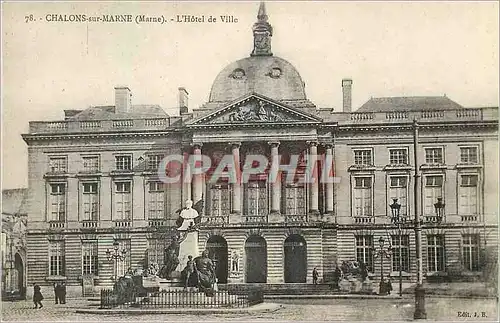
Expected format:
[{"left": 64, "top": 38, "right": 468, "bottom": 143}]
[{"left": 23, "top": 3, "right": 498, "bottom": 297}]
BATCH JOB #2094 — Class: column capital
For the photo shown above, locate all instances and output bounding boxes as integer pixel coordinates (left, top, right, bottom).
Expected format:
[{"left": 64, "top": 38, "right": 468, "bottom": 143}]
[
  {"left": 322, "top": 142, "right": 334, "bottom": 149},
  {"left": 306, "top": 140, "right": 319, "bottom": 147},
  {"left": 268, "top": 141, "right": 280, "bottom": 148},
  {"left": 190, "top": 142, "right": 203, "bottom": 149},
  {"left": 229, "top": 142, "right": 241, "bottom": 149}
]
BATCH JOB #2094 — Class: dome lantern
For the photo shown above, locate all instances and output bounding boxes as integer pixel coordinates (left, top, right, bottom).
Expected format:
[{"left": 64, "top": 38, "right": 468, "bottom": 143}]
[{"left": 251, "top": 2, "right": 273, "bottom": 57}]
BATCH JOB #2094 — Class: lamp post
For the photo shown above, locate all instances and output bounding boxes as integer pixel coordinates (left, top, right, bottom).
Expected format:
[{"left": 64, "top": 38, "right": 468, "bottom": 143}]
[
  {"left": 106, "top": 241, "right": 127, "bottom": 283},
  {"left": 390, "top": 198, "right": 403, "bottom": 297},
  {"left": 434, "top": 198, "right": 445, "bottom": 223},
  {"left": 375, "top": 237, "right": 391, "bottom": 295}
]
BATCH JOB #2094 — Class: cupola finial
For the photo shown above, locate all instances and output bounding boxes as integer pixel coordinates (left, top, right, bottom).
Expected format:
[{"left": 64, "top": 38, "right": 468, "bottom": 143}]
[{"left": 251, "top": 2, "right": 273, "bottom": 56}]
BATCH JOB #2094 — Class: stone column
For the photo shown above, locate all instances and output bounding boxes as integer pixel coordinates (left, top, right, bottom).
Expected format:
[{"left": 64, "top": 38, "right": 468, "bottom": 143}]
[
  {"left": 231, "top": 142, "right": 242, "bottom": 215},
  {"left": 269, "top": 141, "right": 281, "bottom": 214},
  {"left": 325, "top": 143, "right": 334, "bottom": 215},
  {"left": 191, "top": 143, "right": 203, "bottom": 204},
  {"left": 308, "top": 141, "right": 320, "bottom": 215}
]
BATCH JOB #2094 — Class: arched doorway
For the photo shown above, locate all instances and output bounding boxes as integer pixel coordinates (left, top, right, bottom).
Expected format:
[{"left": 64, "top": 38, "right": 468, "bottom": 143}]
[
  {"left": 206, "top": 236, "right": 228, "bottom": 284},
  {"left": 284, "top": 235, "right": 307, "bottom": 283},
  {"left": 245, "top": 235, "right": 267, "bottom": 283},
  {"left": 14, "top": 253, "right": 24, "bottom": 297}
]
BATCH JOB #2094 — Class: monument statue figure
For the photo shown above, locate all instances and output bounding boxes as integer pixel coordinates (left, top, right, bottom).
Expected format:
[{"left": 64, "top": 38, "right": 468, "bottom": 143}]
[
  {"left": 175, "top": 199, "right": 203, "bottom": 231},
  {"left": 159, "top": 235, "right": 180, "bottom": 280},
  {"left": 193, "top": 250, "right": 216, "bottom": 296}
]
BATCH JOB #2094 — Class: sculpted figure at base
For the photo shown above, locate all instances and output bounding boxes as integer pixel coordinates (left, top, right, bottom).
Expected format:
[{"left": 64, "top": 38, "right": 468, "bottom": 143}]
[
  {"left": 193, "top": 250, "right": 216, "bottom": 296},
  {"left": 159, "top": 235, "right": 180, "bottom": 280}
]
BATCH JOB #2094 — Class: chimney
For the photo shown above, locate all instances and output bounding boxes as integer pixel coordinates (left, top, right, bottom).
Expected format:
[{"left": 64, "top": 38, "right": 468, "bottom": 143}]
[
  {"left": 115, "top": 86, "right": 132, "bottom": 113},
  {"left": 178, "top": 87, "right": 189, "bottom": 115},
  {"left": 342, "top": 79, "right": 353, "bottom": 113}
]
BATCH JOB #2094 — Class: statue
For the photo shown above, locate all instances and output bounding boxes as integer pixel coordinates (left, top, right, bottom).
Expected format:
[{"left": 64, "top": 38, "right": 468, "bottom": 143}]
[
  {"left": 193, "top": 250, "right": 216, "bottom": 296},
  {"left": 175, "top": 200, "right": 203, "bottom": 231},
  {"left": 159, "top": 235, "right": 180, "bottom": 280},
  {"left": 231, "top": 250, "right": 240, "bottom": 272},
  {"left": 180, "top": 255, "right": 197, "bottom": 289}
]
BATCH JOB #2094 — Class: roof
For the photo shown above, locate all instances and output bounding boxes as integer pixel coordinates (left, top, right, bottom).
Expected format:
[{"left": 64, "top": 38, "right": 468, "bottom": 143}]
[
  {"left": 68, "top": 104, "right": 169, "bottom": 120},
  {"left": 2, "top": 188, "right": 28, "bottom": 216},
  {"left": 356, "top": 96, "right": 464, "bottom": 112},
  {"left": 209, "top": 55, "right": 307, "bottom": 103}
]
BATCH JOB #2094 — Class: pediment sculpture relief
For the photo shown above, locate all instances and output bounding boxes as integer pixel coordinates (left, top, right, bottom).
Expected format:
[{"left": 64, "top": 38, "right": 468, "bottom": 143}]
[{"left": 227, "top": 100, "right": 284, "bottom": 122}]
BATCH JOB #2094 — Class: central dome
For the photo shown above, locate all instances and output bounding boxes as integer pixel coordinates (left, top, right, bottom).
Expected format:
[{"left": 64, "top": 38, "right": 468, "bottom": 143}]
[
  {"left": 209, "top": 56, "right": 307, "bottom": 102},
  {"left": 208, "top": 3, "right": 307, "bottom": 103}
]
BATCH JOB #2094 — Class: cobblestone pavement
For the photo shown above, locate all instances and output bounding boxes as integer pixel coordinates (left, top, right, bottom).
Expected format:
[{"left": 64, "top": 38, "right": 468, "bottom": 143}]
[{"left": 1, "top": 297, "right": 498, "bottom": 322}]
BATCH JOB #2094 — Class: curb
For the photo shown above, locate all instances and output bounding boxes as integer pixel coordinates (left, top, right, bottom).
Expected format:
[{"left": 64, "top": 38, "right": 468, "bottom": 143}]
[
  {"left": 264, "top": 294, "right": 405, "bottom": 300},
  {"left": 75, "top": 303, "right": 283, "bottom": 315}
]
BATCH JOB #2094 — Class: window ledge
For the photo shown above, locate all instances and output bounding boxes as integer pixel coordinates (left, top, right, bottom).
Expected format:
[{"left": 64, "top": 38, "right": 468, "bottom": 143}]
[
  {"left": 45, "top": 276, "right": 67, "bottom": 282},
  {"left": 348, "top": 165, "right": 376, "bottom": 172},
  {"left": 383, "top": 165, "right": 412, "bottom": 171},
  {"left": 78, "top": 275, "right": 99, "bottom": 280},
  {"left": 425, "top": 271, "right": 448, "bottom": 277},
  {"left": 455, "top": 164, "right": 482, "bottom": 169},
  {"left": 76, "top": 172, "right": 102, "bottom": 177},
  {"left": 110, "top": 170, "right": 134, "bottom": 176},
  {"left": 44, "top": 172, "right": 69, "bottom": 179},
  {"left": 389, "top": 271, "right": 411, "bottom": 277},
  {"left": 420, "top": 164, "right": 447, "bottom": 170}
]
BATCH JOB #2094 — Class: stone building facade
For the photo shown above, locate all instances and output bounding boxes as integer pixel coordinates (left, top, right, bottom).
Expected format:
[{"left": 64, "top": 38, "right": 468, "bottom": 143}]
[{"left": 22, "top": 3, "right": 498, "bottom": 297}]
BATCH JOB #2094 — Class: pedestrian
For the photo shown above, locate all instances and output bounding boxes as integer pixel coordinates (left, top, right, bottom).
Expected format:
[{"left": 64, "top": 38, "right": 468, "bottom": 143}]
[
  {"left": 312, "top": 267, "right": 319, "bottom": 285},
  {"left": 386, "top": 278, "right": 393, "bottom": 295},
  {"left": 32, "top": 283, "right": 44, "bottom": 309},
  {"left": 53, "top": 282, "right": 59, "bottom": 304},
  {"left": 60, "top": 282, "right": 67, "bottom": 304}
]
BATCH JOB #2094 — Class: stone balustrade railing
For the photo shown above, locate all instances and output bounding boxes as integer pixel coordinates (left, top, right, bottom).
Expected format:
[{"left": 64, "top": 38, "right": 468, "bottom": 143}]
[{"left": 29, "top": 117, "right": 182, "bottom": 134}]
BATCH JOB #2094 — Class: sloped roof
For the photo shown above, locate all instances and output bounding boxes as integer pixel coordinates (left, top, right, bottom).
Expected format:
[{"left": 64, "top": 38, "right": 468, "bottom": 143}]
[
  {"left": 357, "top": 96, "right": 463, "bottom": 112},
  {"left": 2, "top": 188, "right": 28, "bottom": 216},
  {"left": 69, "top": 105, "right": 169, "bottom": 120}
]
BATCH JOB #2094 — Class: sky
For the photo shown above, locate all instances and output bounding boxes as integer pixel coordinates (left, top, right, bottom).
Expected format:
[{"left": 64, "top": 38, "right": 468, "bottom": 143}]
[{"left": 2, "top": 1, "right": 499, "bottom": 189}]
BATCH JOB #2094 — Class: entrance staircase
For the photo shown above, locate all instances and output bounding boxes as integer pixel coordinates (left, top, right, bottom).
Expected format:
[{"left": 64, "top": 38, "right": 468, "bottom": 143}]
[{"left": 221, "top": 283, "right": 342, "bottom": 295}]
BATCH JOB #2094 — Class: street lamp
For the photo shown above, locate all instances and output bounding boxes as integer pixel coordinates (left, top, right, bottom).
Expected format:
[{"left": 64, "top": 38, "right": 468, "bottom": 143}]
[
  {"left": 390, "top": 198, "right": 404, "bottom": 297},
  {"left": 434, "top": 198, "right": 445, "bottom": 223},
  {"left": 106, "top": 241, "right": 127, "bottom": 283},
  {"left": 374, "top": 237, "right": 391, "bottom": 295}
]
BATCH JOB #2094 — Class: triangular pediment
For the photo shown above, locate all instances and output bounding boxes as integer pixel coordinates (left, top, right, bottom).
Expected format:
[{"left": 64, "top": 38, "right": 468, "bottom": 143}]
[{"left": 187, "top": 93, "right": 322, "bottom": 126}]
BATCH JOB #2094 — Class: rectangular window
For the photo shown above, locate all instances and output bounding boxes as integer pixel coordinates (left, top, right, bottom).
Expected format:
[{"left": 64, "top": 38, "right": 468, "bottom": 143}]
[
  {"left": 114, "top": 182, "right": 131, "bottom": 220},
  {"left": 49, "top": 157, "right": 67, "bottom": 173},
  {"left": 391, "top": 235, "right": 410, "bottom": 272},
  {"left": 82, "top": 241, "right": 98, "bottom": 275},
  {"left": 424, "top": 176, "right": 443, "bottom": 216},
  {"left": 285, "top": 184, "right": 306, "bottom": 215},
  {"left": 356, "top": 235, "right": 374, "bottom": 272},
  {"left": 82, "top": 183, "right": 98, "bottom": 221},
  {"left": 462, "top": 234, "right": 480, "bottom": 271},
  {"left": 115, "top": 239, "right": 131, "bottom": 278},
  {"left": 147, "top": 239, "right": 164, "bottom": 267},
  {"left": 210, "top": 183, "right": 231, "bottom": 217},
  {"left": 148, "top": 182, "right": 164, "bottom": 219},
  {"left": 459, "top": 175, "right": 478, "bottom": 215},
  {"left": 427, "top": 235, "right": 445, "bottom": 272},
  {"left": 49, "top": 241, "right": 65, "bottom": 276},
  {"left": 460, "top": 147, "right": 478, "bottom": 164},
  {"left": 425, "top": 148, "right": 444, "bottom": 164},
  {"left": 49, "top": 183, "right": 66, "bottom": 222},
  {"left": 115, "top": 155, "right": 132, "bottom": 171},
  {"left": 82, "top": 156, "right": 99, "bottom": 173},
  {"left": 246, "top": 181, "right": 268, "bottom": 216},
  {"left": 389, "top": 149, "right": 408, "bottom": 165},
  {"left": 389, "top": 176, "right": 408, "bottom": 217},
  {"left": 354, "top": 177, "right": 372, "bottom": 216},
  {"left": 147, "top": 154, "right": 164, "bottom": 171},
  {"left": 354, "top": 150, "right": 372, "bottom": 166}
]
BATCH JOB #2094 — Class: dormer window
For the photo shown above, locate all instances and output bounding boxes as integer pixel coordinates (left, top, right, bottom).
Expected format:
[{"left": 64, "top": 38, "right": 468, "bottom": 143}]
[
  {"left": 270, "top": 67, "right": 282, "bottom": 78},
  {"left": 231, "top": 69, "right": 245, "bottom": 79}
]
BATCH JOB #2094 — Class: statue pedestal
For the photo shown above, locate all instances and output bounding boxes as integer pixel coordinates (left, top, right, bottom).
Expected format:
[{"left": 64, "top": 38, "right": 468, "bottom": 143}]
[{"left": 177, "top": 230, "right": 199, "bottom": 272}]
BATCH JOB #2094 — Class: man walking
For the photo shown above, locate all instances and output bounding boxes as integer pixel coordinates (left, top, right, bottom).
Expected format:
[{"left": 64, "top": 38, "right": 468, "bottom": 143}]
[
  {"left": 312, "top": 267, "right": 319, "bottom": 285},
  {"left": 32, "top": 283, "right": 44, "bottom": 309},
  {"left": 53, "top": 282, "right": 59, "bottom": 304}
]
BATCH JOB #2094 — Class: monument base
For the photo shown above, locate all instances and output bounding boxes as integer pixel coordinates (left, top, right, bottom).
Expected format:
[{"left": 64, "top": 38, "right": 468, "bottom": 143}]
[{"left": 177, "top": 230, "right": 199, "bottom": 272}]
